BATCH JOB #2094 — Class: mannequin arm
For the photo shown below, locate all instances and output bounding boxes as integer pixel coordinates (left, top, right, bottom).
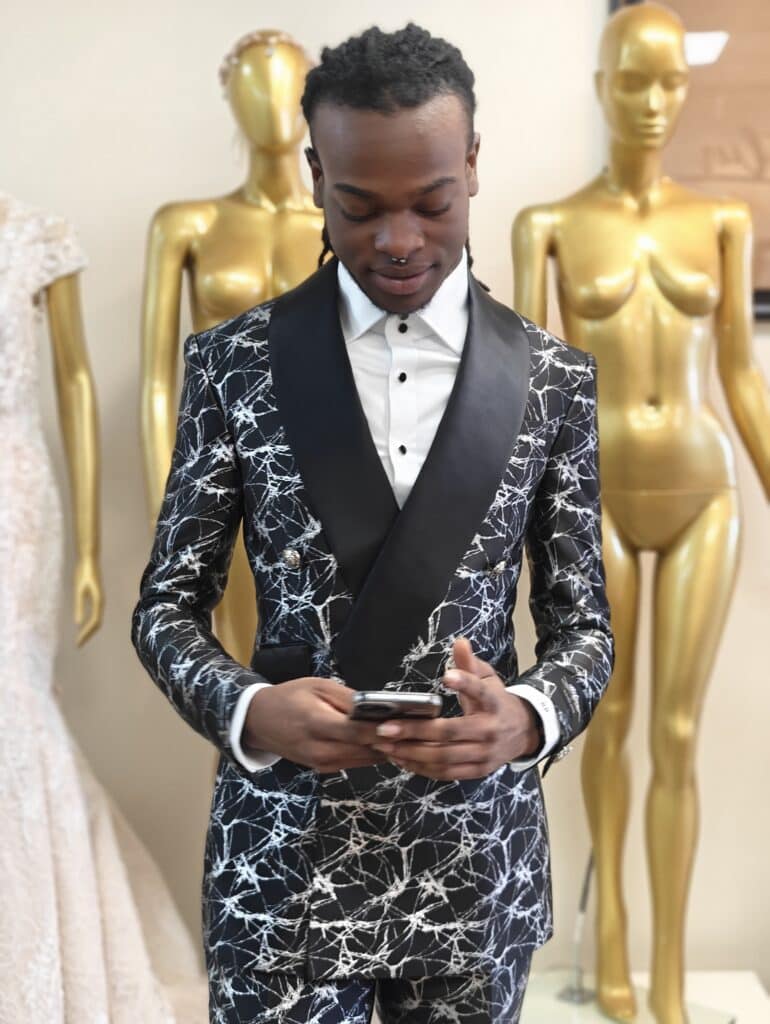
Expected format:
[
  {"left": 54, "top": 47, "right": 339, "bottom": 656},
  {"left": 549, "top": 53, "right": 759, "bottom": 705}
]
[
  {"left": 46, "top": 272, "right": 103, "bottom": 644},
  {"left": 512, "top": 205, "right": 554, "bottom": 326},
  {"left": 140, "top": 204, "right": 191, "bottom": 527},
  {"left": 715, "top": 201, "right": 770, "bottom": 500}
]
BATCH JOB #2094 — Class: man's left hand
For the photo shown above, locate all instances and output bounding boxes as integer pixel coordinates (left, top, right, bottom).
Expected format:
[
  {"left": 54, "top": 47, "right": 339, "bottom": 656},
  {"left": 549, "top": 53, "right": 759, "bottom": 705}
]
[{"left": 371, "top": 637, "right": 542, "bottom": 780}]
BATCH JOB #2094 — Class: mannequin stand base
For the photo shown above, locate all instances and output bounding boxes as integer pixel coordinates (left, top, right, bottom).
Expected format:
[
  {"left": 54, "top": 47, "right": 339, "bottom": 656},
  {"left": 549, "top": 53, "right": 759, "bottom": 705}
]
[{"left": 521, "top": 970, "right": 736, "bottom": 1023}]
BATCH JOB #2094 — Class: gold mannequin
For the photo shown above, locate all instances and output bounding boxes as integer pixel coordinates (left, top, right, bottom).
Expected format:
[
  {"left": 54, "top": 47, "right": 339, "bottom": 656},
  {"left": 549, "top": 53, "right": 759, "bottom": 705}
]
[
  {"left": 140, "top": 30, "right": 323, "bottom": 665},
  {"left": 47, "top": 273, "right": 103, "bottom": 645},
  {"left": 512, "top": 4, "right": 770, "bottom": 1022}
]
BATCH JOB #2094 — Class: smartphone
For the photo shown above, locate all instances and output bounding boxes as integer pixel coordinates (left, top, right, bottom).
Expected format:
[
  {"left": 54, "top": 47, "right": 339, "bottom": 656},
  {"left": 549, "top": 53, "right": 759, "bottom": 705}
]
[{"left": 350, "top": 691, "right": 443, "bottom": 721}]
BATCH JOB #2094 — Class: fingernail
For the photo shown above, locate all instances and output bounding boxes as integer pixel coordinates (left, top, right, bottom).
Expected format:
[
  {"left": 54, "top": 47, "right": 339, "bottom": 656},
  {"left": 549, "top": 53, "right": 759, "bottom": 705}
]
[
  {"left": 444, "top": 670, "right": 461, "bottom": 684},
  {"left": 376, "top": 723, "right": 399, "bottom": 737}
]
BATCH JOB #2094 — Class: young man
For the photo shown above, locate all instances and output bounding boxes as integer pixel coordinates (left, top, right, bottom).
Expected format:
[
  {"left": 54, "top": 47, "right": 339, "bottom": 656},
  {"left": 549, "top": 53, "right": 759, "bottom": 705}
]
[{"left": 132, "top": 23, "right": 613, "bottom": 1024}]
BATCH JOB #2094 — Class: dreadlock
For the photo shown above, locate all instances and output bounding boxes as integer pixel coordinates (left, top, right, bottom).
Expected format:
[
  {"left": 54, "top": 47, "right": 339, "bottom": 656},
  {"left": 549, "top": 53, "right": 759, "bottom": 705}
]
[{"left": 305, "top": 24, "right": 478, "bottom": 273}]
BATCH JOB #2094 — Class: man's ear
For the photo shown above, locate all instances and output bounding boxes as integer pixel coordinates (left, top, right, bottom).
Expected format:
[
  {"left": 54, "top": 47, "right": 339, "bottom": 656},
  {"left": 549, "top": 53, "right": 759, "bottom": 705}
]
[
  {"left": 305, "top": 146, "right": 324, "bottom": 209},
  {"left": 466, "top": 132, "right": 480, "bottom": 198}
]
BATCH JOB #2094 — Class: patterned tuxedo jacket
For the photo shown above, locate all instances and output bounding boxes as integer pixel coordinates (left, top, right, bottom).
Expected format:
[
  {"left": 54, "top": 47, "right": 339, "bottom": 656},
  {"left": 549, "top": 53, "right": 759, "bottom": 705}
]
[{"left": 131, "top": 258, "right": 613, "bottom": 984}]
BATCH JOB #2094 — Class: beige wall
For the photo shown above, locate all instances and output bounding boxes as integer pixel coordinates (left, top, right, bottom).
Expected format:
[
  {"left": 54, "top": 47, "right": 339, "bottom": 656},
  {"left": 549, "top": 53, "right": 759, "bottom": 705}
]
[{"left": 3, "top": 0, "right": 768, "bottom": 986}]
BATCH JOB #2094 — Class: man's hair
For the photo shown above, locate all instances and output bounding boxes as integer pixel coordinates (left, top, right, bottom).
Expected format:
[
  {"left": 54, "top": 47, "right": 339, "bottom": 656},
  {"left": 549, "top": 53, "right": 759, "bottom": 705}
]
[{"left": 302, "top": 23, "right": 476, "bottom": 142}]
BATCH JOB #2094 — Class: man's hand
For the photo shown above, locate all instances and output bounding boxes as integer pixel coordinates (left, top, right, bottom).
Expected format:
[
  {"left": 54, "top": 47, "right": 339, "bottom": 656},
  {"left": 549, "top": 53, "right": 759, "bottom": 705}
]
[
  {"left": 243, "top": 677, "right": 387, "bottom": 772},
  {"left": 371, "top": 637, "right": 542, "bottom": 780}
]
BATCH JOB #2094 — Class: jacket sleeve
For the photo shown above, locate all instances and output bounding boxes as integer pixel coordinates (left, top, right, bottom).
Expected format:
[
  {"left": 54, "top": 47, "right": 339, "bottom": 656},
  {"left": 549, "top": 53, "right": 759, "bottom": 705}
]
[
  {"left": 517, "top": 353, "right": 614, "bottom": 771},
  {"left": 131, "top": 333, "right": 267, "bottom": 764}
]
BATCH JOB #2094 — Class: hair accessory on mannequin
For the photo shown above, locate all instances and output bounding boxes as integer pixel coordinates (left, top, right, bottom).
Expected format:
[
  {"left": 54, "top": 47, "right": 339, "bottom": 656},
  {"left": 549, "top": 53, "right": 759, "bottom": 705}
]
[{"left": 219, "top": 29, "right": 313, "bottom": 91}]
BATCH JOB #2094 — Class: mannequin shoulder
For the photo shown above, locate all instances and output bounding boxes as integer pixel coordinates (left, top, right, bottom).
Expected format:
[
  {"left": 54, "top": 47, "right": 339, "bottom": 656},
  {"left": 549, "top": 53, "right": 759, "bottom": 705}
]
[
  {"left": 512, "top": 178, "right": 603, "bottom": 244},
  {"left": 712, "top": 195, "right": 752, "bottom": 240},
  {"left": 662, "top": 179, "right": 750, "bottom": 224},
  {"left": 512, "top": 202, "right": 558, "bottom": 244},
  {"left": 147, "top": 198, "right": 219, "bottom": 254}
]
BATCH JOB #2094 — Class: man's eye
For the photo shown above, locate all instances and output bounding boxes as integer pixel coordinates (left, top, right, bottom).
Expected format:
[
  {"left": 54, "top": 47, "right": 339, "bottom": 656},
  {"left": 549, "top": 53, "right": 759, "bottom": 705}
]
[
  {"left": 417, "top": 204, "right": 451, "bottom": 218},
  {"left": 340, "top": 208, "right": 376, "bottom": 223}
]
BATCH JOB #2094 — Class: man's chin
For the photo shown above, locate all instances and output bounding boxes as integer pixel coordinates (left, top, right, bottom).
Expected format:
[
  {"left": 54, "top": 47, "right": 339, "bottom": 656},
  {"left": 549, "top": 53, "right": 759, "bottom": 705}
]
[{"left": 365, "top": 270, "right": 443, "bottom": 315}]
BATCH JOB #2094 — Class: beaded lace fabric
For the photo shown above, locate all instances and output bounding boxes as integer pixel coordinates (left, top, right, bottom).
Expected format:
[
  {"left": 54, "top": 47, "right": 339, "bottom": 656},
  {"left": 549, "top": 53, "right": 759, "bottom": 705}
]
[{"left": 0, "top": 193, "right": 206, "bottom": 1023}]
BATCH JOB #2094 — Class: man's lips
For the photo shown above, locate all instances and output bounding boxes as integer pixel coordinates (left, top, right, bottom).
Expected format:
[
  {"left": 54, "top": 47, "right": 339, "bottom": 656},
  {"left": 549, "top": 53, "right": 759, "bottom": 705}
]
[{"left": 370, "top": 265, "right": 435, "bottom": 295}]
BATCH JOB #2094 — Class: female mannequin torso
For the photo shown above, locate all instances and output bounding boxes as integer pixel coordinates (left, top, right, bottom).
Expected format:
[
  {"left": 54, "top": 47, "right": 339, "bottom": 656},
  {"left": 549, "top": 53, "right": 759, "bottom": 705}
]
[
  {"left": 141, "top": 31, "right": 323, "bottom": 664},
  {"left": 548, "top": 174, "right": 737, "bottom": 540},
  {"left": 513, "top": 5, "right": 769, "bottom": 1023}
]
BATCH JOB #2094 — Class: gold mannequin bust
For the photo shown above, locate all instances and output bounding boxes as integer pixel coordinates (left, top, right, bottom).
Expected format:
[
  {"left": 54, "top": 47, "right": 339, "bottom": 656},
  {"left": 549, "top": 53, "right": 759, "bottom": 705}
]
[
  {"left": 140, "top": 30, "right": 323, "bottom": 666},
  {"left": 512, "top": 3, "right": 770, "bottom": 1022},
  {"left": 48, "top": 273, "right": 103, "bottom": 646}
]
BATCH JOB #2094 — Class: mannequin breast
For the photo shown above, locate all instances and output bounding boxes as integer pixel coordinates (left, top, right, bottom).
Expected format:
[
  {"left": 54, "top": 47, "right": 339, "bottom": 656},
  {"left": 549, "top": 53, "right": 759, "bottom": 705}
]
[{"left": 188, "top": 199, "right": 323, "bottom": 329}]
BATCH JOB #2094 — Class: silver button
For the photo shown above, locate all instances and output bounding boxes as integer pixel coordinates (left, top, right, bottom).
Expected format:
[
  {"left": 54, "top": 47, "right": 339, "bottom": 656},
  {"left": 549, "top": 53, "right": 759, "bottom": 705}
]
[
  {"left": 490, "top": 560, "right": 507, "bottom": 576},
  {"left": 281, "top": 548, "right": 302, "bottom": 570}
]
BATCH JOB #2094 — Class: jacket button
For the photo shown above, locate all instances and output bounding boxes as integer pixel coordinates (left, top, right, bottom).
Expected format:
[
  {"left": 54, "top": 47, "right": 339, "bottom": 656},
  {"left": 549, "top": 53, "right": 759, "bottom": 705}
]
[{"left": 281, "top": 548, "right": 302, "bottom": 570}]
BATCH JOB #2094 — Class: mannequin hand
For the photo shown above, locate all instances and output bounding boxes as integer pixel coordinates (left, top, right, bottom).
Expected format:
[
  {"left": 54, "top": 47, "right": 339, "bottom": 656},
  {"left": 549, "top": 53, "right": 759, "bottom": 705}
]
[
  {"left": 74, "top": 554, "right": 103, "bottom": 646},
  {"left": 372, "top": 637, "right": 541, "bottom": 781},
  {"left": 244, "top": 678, "right": 388, "bottom": 772}
]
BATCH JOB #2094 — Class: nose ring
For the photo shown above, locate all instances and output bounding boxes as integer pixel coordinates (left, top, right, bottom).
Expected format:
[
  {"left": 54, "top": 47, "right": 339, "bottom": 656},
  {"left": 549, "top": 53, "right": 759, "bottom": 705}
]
[{"left": 390, "top": 256, "right": 408, "bottom": 266}]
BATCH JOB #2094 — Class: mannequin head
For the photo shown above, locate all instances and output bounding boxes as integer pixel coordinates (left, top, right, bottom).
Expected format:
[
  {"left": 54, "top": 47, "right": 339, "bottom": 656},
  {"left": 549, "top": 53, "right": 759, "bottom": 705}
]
[
  {"left": 220, "top": 30, "right": 310, "bottom": 152},
  {"left": 596, "top": 2, "right": 688, "bottom": 150}
]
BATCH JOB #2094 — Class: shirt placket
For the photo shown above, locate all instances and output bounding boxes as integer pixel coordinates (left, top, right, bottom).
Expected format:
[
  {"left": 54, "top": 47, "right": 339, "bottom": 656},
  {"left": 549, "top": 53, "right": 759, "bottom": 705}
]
[{"left": 384, "top": 314, "right": 421, "bottom": 507}]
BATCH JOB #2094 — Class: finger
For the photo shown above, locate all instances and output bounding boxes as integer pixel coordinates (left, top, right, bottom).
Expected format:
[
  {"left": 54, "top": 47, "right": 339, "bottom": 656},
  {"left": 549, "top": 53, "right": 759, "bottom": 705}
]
[
  {"left": 312, "top": 703, "right": 395, "bottom": 747},
  {"left": 452, "top": 636, "right": 494, "bottom": 679},
  {"left": 372, "top": 715, "right": 469, "bottom": 744},
  {"left": 373, "top": 741, "right": 488, "bottom": 766},
  {"left": 308, "top": 741, "right": 390, "bottom": 767},
  {"left": 389, "top": 758, "right": 491, "bottom": 781},
  {"left": 313, "top": 679, "right": 357, "bottom": 714},
  {"left": 443, "top": 669, "right": 499, "bottom": 713}
]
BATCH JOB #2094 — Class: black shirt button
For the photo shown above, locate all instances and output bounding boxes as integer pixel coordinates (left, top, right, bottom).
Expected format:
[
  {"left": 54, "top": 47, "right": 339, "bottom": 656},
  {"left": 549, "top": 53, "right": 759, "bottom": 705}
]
[
  {"left": 398, "top": 444, "right": 407, "bottom": 455},
  {"left": 398, "top": 372, "right": 407, "bottom": 382},
  {"left": 398, "top": 322, "right": 408, "bottom": 334}
]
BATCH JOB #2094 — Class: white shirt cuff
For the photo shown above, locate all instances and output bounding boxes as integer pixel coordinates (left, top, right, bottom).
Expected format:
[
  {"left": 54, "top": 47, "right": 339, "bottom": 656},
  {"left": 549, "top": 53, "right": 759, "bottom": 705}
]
[
  {"left": 505, "top": 683, "right": 561, "bottom": 771},
  {"left": 229, "top": 682, "right": 282, "bottom": 772}
]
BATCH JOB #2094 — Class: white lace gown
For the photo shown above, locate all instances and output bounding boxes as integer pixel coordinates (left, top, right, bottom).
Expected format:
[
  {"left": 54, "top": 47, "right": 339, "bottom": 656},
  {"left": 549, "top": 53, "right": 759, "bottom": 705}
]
[{"left": 0, "top": 193, "right": 207, "bottom": 1023}]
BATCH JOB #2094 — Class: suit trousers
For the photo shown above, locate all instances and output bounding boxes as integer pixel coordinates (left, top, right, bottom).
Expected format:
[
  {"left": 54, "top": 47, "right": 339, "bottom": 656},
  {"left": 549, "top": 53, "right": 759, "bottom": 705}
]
[{"left": 208, "top": 956, "right": 532, "bottom": 1024}]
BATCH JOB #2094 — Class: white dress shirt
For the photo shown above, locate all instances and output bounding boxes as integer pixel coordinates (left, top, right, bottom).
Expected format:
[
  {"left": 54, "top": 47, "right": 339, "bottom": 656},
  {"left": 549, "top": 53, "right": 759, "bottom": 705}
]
[{"left": 230, "top": 251, "right": 560, "bottom": 772}]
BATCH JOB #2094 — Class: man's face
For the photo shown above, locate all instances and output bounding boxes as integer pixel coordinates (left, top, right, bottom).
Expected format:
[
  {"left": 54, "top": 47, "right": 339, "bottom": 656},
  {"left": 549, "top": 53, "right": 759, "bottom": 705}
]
[{"left": 307, "top": 93, "right": 479, "bottom": 315}]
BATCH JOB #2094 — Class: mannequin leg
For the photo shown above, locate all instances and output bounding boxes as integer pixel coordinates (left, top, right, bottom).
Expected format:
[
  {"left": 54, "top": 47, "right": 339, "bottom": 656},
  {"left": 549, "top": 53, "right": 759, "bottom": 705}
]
[
  {"left": 647, "top": 489, "right": 741, "bottom": 1024},
  {"left": 214, "top": 525, "right": 259, "bottom": 667},
  {"left": 581, "top": 504, "right": 640, "bottom": 1022}
]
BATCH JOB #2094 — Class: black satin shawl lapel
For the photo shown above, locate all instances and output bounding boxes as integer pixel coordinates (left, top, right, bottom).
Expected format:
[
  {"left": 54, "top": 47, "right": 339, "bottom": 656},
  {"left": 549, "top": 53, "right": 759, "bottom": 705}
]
[
  {"left": 334, "top": 277, "right": 531, "bottom": 690},
  {"left": 268, "top": 258, "right": 399, "bottom": 596}
]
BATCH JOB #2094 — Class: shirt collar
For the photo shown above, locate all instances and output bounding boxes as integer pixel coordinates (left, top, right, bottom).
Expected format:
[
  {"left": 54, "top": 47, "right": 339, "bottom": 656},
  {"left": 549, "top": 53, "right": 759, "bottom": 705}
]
[{"left": 338, "top": 249, "right": 469, "bottom": 354}]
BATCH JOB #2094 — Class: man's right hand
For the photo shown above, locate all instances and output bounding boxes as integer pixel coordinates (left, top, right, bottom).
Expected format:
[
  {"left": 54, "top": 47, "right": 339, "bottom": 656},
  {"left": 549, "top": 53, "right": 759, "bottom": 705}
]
[{"left": 242, "top": 678, "right": 388, "bottom": 772}]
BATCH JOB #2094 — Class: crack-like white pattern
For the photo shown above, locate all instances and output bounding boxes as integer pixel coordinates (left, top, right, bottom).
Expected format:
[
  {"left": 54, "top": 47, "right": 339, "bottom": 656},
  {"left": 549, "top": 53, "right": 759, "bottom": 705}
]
[{"left": 132, "top": 297, "right": 613, "bottom": 988}]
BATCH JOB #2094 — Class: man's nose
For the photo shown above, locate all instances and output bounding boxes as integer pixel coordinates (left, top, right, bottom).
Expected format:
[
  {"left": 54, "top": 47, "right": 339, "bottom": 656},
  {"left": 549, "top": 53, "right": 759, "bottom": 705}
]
[{"left": 374, "top": 213, "right": 424, "bottom": 260}]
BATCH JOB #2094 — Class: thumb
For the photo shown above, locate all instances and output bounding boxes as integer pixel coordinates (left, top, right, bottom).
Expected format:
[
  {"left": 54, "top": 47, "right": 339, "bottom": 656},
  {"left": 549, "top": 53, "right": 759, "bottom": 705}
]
[{"left": 453, "top": 636, "right": 489, "bottom": 677}]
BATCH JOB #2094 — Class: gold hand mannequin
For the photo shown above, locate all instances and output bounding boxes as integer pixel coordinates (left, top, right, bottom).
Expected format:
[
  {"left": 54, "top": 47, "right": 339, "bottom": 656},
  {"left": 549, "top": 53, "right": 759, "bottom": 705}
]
[
  {"left": 512, "top": 3, "right": 770, "bottom": 1023},
  {"left": 47, "top": 273, "right": 103, "bottom": 646},
  {"left": 140, "top": 30, "right": 324, "bottom": 666}
]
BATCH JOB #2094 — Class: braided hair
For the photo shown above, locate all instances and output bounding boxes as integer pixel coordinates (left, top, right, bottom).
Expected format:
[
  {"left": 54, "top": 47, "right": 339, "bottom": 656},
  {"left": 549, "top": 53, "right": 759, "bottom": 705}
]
[{"left": 304, "top": 24, "right": 478, "bottom": 271}]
